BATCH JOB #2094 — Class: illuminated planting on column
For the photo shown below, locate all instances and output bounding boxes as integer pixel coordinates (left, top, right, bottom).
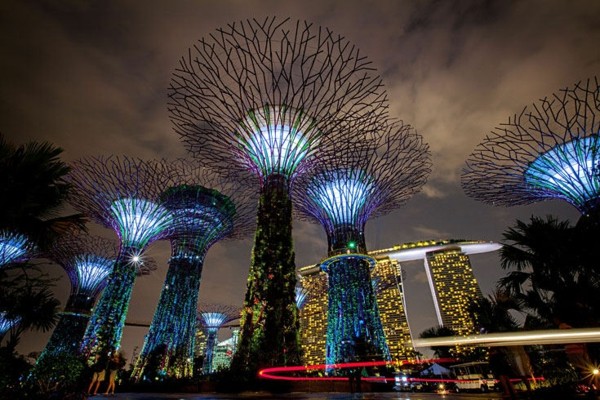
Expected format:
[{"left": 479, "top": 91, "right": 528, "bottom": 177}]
[
  {"left": 66, "top": 156, "right": 175, "bottom": 357},
  {"left": 463, "top": 77, "right": 600, "bottom": 218},
  {"left": 133, "top": 169, "right": 255, "bottom": 381},
  {"left": 198, "top": 305, "right": 239, "bottom": 374},
  {"left": 0, "top": 230, "right": 32, "bottom": 267},
  {"left": 169, "top": 16, "right": 388, "bottom": 372},
  {"left": 294, "top": 121, "right": 431, "bottom": 366}
]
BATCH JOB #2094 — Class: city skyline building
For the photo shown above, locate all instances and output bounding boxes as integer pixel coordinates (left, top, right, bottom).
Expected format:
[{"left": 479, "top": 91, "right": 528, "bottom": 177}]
[{"left": 371, "top": 240, "right": 500, "bottom": 335}]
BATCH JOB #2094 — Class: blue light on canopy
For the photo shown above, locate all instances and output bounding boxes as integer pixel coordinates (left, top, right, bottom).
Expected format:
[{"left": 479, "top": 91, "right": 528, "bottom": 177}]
[
  {"left": 238, "top": 107, "right": 318, "bottom": 179},
  {"left": 309, "top": 169, "right": 374, "bottom": 227},
  {"left": 295, "top": 285, "right": 309, "bottom": 309},
  {"left": 525, "top": 135, "right": 600, "bottom": 214},
  {"left": 0, "top": 312, "right": 20, "bottom": 336},
  {"left": 0, "top": 231, "right": 30, "bottom": 267},
  {"left": 200, "top": 312, "right": 231, "bottom": 331},
  {"left": 74, "top": 255, "right": 113, "bottom": 293},
  {"left": 109, "top": 198, "right": 172, "bottom": 248}
]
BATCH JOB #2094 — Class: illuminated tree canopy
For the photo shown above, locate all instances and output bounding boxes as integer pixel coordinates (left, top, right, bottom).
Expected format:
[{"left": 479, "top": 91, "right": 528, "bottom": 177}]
[
  {"left": 66, "top": 156, "right": 176, "bottom": 356},
  {"left": 169, "top": 16, "right": 388, "bottom": 183},
  {"left": 294, "top": 120, "right": 431, "bottom": 255},
  {"left": 462, "top": 77, "right": 600, "bottom": 217},
  {"left": 0, "top": 230, "right": 32, "bottom": 267}
]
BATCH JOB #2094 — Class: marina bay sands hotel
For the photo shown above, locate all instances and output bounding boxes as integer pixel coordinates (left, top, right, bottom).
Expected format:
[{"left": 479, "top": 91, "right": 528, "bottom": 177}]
[{"left": 298, "top": 239, "right": 501, "bottom": 364}]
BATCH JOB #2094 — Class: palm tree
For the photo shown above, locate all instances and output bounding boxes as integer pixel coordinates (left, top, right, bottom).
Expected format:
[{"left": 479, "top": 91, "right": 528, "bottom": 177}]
[
  {"left": 0, "top": 265, "right": 60, "bottom": 352},
  {"left": 498, "top": 215, "right": 600, "bottom": 327},
  {"left": 419, "top": 326, "right": 458, "bottom": 359},
  {"left": 0, "top": 133, "right": 86, "bottom": 253}
]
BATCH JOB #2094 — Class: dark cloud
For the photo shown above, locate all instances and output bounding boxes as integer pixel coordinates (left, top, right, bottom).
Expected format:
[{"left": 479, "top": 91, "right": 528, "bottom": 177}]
[{"left": 2, "top": 0, "right": 596, "bottom": 357}]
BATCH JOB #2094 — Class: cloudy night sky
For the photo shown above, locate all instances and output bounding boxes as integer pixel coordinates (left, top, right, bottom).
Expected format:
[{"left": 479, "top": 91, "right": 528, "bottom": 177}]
[{"left": 1, "top": 0, "right": 597, "bottom": 360}]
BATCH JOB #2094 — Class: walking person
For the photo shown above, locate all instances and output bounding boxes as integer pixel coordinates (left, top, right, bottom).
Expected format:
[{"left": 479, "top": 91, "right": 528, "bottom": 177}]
[
  {"left": 104, "top": 351, "right": 125, "bottom": 396},
  {"left": 87, "top": 353, "right": 107, "bottom": 396}
]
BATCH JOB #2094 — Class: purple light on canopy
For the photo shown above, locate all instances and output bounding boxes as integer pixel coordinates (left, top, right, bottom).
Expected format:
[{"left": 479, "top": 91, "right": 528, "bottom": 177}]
[
  {"left": 525, "top": 135, "right": 599, "bottom": 213},
  {"left": 0, "top": 230, "right": 31, "bottom": 267},
  {"left": 238, "top": 107, "right": 317, "bottom": 180},
  {"left": 309, "top": 169, "right": 374, "bottom": 232},
  {"left": 198, "top": 304, "right": 239, "bottom": 374},
  {"left": 66, "top": 156, "right": 176, "bottom": 356}
]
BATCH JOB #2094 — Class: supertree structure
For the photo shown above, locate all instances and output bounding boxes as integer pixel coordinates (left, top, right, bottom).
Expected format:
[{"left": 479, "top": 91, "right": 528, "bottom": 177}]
[
  {"left": 37, "top": 233, "right": 118, "bottom": 360},
  {"left": 66, "top": 156, "right": 175, "bottom": 357},
  {"left": 132, "top": 163, "right": 255, "bottom": 381},
  {"left": 293, "top": 120, "right": 431, "bottom": 366},
  {"left": 169, "top": 16, "right": 388, "bottom": 371},
  {"left": 0, "top": 230, "right": 33, "bottom": 267},
  {"left": 198, "top": 304, "right": 240, "bottom": 374},
  {"left": 462, "top": 77, "right": 600, "bottom": 221}
]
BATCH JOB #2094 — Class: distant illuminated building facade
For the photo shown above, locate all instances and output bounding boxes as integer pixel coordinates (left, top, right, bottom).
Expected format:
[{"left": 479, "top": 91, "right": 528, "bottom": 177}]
[
  {"left": 371, "top": 239, "right": 500, "bottom": 336},
  {"left": 299, "top": 239, "right": 500, "bottom": 364}
]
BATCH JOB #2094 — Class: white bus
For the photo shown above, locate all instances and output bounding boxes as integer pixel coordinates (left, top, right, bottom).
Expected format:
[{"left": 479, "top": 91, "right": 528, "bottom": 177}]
[{"left": 449, "top": 361, "right": 499, "bottom": 392}]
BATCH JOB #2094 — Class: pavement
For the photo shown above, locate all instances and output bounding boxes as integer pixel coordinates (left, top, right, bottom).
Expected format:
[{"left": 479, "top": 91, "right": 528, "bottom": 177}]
[{"left": 86, "top": 392, "right": 503, "bottom": 400}]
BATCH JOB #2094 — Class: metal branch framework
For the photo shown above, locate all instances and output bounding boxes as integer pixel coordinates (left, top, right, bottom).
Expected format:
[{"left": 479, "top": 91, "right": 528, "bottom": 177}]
[
  {"left": 168, "top": 16, "right": 389, "bottom": 372},
  {"left": 198, "top": 304, "right": 240, "bottom": 374},
  {"left": 132, "top": 162, "right": 256, "bottom": 381},
  {"left": 293, "top": 119, "right": 431, "bottom": 366},
  {"left": 462, "top": 77, "right": 600, "bottom": 217},
  {"left": 66, "top": 156, "right": 177, "bottom": 357},
  {"left": 169, "top": 16, "right": 388, "bottom": 183}
]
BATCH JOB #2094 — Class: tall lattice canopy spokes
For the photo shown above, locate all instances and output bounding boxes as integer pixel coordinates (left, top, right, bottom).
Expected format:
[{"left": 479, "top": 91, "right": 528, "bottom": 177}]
[
  {"left": 0, "top": 230, "right": 33, "bottom": 267},
  {"left": 308, "top": 168, "right": 375, "bottom": 237},
  {"left": 169, "top": 17, "right": 387, "bottom": 182},
  {"left": 109, "top": 198, "right": 171, "bottom": 249},
  {"left": 162, "top": 185, "right": 236, "bottom": 258},
  {"left": 463, "top": 77, "right": 600, "bottom": 217}
]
